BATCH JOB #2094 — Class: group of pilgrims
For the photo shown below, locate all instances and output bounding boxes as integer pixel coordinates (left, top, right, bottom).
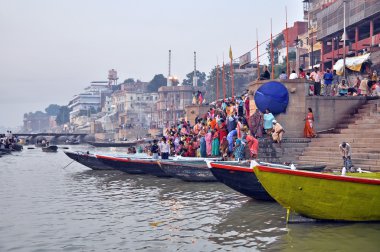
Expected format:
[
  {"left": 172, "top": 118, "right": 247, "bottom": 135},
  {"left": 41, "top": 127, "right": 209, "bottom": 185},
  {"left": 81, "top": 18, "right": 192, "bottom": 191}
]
[
  {"left": 0, "top": 131, "right": 18, "bottom": 150},
  {"left": 144, "top": 93, "right": 300, "bottom": 161}
]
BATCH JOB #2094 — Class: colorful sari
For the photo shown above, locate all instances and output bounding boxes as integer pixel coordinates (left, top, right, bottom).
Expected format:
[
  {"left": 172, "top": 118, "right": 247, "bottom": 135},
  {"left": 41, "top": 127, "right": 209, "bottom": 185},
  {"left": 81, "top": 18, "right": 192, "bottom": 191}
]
[
  {"left": 245, "top": 135, "right": 259, "bottom": 157},
  {"left": 249, "top": 110, "right": 264, "bottom": 138},
  {"left": 304, "top": 112, "right": 315, "bottom": 138},
  {"left": 212, "top": 131, "right": 220, "bottom": 156},
  {"left": 200, "top": 137, "right": 207, "bottom": 157},
  {"left": 205, "top": 132, "right": 212, "bottom": 156}
]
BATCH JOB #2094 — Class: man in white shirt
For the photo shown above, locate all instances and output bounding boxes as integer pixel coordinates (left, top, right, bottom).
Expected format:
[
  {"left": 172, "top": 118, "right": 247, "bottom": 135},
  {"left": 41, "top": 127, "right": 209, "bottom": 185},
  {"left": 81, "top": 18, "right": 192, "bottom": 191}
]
[
  {"left": 310, "top": 67, "right": 321, "bottom": 96},
  {"left": 289, "top": 70, "right": 298, "bottom": 79},
  {"left": 159, "top": 137, "right": 170, "bottom": 159}
]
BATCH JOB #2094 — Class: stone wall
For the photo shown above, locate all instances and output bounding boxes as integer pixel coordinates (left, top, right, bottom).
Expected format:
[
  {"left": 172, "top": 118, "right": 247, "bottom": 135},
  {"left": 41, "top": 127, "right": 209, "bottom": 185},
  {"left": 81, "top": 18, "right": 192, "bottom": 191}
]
[
  {"left": 185, "top": 105, "right": 210, "bottom": 125},
  {"left": 305, "top": 96, "right": 367, "bottom": 133},
  {"left": 248, "top": 79, "right": 368, "bottom": 138}
]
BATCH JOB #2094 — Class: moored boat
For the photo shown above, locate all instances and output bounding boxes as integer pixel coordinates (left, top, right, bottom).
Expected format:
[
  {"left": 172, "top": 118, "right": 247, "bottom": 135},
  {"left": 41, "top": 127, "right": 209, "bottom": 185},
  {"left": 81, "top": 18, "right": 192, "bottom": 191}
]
[
  {"left": 42, "top": 145, "right": 58, "bottom": 152},
  {"left": 88, "top": 139, "right": 151, "bottom": 148},
  {"left": 254, "top": 164, "right": 380, "bottom": 221},
  {"left": 157, "top": 158, "right": 221, "bottom": 182},
  {"left": 96, "top": 155, "right": 169, "bottom": 177},
  {"left": 64, "top": 151, "right": 114, "bottom": 170},
  {"left": 208, "top": 161, "right": 326, "bottom": 201}
]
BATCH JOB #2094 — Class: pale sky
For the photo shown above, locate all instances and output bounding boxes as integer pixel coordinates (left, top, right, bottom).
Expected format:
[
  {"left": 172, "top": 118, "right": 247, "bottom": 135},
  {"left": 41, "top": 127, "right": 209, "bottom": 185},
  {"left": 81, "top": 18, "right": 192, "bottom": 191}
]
[{"left": 0, "top": 0, "right": 303, "bottom": 128}]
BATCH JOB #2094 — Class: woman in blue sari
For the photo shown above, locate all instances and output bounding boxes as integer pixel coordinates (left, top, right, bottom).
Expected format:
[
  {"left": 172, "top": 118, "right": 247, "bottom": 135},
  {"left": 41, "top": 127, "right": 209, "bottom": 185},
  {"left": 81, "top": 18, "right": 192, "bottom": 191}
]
[{"left": 200, "top": 136, "right": 207, "bottom": 157}]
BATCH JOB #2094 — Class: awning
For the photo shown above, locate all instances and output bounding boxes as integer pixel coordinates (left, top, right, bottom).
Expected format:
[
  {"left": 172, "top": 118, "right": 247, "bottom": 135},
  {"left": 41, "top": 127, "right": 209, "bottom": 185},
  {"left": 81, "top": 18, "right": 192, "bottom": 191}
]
[{"left": 333, "top": 53, "right": 371, "bottom": 76}]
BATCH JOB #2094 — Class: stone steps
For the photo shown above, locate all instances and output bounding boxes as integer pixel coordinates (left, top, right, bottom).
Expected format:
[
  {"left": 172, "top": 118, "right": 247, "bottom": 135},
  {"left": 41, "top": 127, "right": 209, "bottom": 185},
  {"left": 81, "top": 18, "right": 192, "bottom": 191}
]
[
  {"left": 297, "top": 99, "right": 380, "bottom": 171},
  {"left": 304, "top": 146, "right": 380, "bottom": 153},
  {"left": 301, "top": 151, "right": 380, "bottom": 159}
]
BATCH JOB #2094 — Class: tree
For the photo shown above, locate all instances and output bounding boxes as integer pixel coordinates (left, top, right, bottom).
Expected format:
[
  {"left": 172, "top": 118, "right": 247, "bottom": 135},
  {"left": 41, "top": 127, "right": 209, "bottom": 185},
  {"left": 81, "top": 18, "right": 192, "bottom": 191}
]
[
  {"left": 56, "top": 106, "right": 70, "bottom": 125},
  {"left": 182, "top": 70, "right": 206, "bottom": 86},
  {"left": 147, "top": 74, "right": 167, "bottom": 92},
  {"left": 45, "top": 104, "right": 61, "bottom": 116},
  {"left": 123, "top": 78, "right": 135, "bottom": 84}
]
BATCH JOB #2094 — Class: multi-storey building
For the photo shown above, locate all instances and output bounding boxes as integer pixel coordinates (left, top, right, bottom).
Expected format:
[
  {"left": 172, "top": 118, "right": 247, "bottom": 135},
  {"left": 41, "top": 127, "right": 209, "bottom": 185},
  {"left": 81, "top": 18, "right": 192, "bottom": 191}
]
[
  {"left": 68, "top": 82, "right": 111, "bottom": 124},
  {"left": 302, "top": 0, "right": 380, "bottom": 71}
]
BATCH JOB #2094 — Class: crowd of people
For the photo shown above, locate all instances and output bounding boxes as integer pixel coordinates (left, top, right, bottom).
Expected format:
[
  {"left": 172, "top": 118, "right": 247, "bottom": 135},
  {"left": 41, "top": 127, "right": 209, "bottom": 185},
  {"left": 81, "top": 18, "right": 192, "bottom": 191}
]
[
  {"left": 261, "top": 65, "right": 379, "bottom": 97},
  {"left": 0, "top": 131, "right": 18, "bottom": 150},
  {"left": 143, "top": 95, "right": 291, "bottom": 161}
]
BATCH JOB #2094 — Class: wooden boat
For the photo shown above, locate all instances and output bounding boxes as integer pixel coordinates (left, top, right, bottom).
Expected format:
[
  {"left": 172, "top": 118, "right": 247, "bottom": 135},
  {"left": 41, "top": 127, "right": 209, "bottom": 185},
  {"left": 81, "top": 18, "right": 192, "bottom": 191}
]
[
  {"left": 42, "top": 145, "right": 58, "bottom": 152},
  {"left": 87, "top": 139, "right": 148, "bottom": 148},
  {"left": 0, "top": 148, "right": 12, "bottom": 155},
  {"left": 157, "top": 158, "right": 221, "bottom": 182},
  {"left": 64, "top": 151, "right": 114, "bottom": 170},
  {"left": 35, "top": 143, "right": 48, "bottom": 148},
  {"left": 254, "top": 164, "right": 380, "bottom": 221},
  {"left": 96, "top": 155, "right": 169, "bottom": 177},
  {"left": 208, "top": 161, "right": 326, "bottom": 201}
]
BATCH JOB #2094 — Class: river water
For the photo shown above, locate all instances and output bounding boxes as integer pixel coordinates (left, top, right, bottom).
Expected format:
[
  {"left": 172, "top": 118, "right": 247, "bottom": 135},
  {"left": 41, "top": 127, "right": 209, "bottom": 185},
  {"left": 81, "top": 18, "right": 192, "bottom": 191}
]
[{"left": 1, "top": 146, "right": 379, "bottom": 251}]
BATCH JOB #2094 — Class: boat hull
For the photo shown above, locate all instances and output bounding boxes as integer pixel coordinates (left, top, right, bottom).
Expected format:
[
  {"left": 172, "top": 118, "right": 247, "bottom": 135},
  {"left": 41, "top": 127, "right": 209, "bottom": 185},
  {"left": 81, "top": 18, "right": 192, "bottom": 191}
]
[
  {"left": 210, "top": 162, "right": 273, "bottom": 201},
  {"left": 87, "top": 141, "right": 138, "bottom": 147},
  {"left": 254, "top": 165, "right": 380, "bottom": 221},
  {"left": 64, "top": 151, "right": 114, "bottom": 170},
  {"left": 96, "top": 155, "right": 169, "bottom": 177},
  {"left": 42, "top": 146, "right": 58, "bottom": 152},
  {"left": 158, "top": 160, "right": 217, "bottom": 182}
]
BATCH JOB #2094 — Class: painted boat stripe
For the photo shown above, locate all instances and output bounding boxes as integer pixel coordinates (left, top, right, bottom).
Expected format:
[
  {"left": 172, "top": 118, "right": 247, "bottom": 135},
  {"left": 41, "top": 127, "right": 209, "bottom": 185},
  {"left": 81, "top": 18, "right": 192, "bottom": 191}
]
[
  {"left": 96, "top": 155, "right": 156, "bottom": 165},
  {"left": 210, "top": 163, "right": 252, "bottom": 173},
  {"left": 257, "top": 165, "right": 380, "bottom": 185}
]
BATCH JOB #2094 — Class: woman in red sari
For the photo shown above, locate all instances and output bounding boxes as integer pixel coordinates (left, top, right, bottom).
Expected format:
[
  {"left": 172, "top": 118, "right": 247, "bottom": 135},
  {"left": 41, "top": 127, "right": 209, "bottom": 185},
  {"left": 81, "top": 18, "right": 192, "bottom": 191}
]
[
  {"left": 217, "top": 118, "right": 228, "bottom": 141},
  {"left": 304, "top": 107, "right": 316, "bottom": 138}
]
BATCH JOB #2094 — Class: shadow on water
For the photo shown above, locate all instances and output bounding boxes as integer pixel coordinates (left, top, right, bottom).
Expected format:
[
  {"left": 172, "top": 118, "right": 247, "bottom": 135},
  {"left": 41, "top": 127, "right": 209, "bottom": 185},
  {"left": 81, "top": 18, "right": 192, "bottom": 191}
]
[
  {"left": 209, "top": 200, "right": 287, "bottom": 250},
  {"left": 276, "top": 222, "right": 380, "bottom": 251}
]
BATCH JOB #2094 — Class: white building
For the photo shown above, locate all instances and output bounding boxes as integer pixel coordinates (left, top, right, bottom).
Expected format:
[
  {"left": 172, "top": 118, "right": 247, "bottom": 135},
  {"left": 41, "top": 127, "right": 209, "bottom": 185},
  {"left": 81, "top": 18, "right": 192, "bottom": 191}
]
[{"left": 68, "top": 82, "right": 110, "bottom": 124}]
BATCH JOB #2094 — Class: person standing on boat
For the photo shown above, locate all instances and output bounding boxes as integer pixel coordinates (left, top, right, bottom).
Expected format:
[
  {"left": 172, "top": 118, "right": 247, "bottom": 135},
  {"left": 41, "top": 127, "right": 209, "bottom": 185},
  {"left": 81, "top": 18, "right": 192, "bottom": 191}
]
[
  {"left": 159, "top": 137, "right": 170, "bottom": 159},
  {"left": 151, "top": 139, "right": 160, "bottom": 159},
  {"left": 339, "top": 142, "right": 353, "bottom": 171}
]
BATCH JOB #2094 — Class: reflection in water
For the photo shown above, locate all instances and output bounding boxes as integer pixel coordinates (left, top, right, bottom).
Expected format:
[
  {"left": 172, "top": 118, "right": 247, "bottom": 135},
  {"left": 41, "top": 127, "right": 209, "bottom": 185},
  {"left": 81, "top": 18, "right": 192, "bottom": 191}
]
[{"left": 0, "top": 146, "right": 379, "bottom": 251}]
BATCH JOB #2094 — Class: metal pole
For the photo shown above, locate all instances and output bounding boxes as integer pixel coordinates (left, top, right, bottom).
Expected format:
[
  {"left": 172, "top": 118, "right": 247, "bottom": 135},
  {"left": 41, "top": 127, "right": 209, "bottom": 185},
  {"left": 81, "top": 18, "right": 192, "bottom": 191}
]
[
  {"left": 256, "top": 28, "right": 260, "bottom": 79},
  {"left": 286, "top": 6, "right": 289, "bottom": 77},
  {"left": 343, "top": 0, "right": 346, "bottom": 80},
  {"left": 271, "top": 18, "right": 274, "bottom": 79},
  {"left": 216, "top": 64, "right": 219, "bottom": 100}
]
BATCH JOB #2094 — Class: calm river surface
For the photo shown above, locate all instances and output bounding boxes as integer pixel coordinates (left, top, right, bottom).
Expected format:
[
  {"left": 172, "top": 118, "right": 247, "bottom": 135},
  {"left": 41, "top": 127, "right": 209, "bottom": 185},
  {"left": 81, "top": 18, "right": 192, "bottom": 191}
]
[{"left": 1, "top": 145, "right": 379, "bottom": 251}]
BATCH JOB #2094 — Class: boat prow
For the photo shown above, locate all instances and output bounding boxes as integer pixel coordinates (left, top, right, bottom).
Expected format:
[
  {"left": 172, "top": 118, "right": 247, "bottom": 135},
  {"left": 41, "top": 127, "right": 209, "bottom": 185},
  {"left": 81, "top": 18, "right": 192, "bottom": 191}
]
[{"left": 254, "top": 164, "right": 380, "bottom": 222}]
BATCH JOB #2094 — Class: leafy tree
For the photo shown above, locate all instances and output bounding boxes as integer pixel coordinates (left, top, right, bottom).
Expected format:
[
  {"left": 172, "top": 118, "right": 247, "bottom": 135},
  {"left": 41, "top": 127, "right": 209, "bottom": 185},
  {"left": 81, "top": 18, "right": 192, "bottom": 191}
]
[
  {"left": 265, "top": 33, "right": 284, "bottom": 65},
  {"left": 123, "top": 78, "right": 135, "bottom": 84},
  {"left": 56, "top": 106, "right": 70, "bottom": 125},
  {"left": 182, "top": 70, "right": 206, "bottom": 86},
  {"left": 45, "top": 104, "right": 61, "bottom": 116},
  {"left": 147, "top": 74, "right": 167, "bottom": 92}
]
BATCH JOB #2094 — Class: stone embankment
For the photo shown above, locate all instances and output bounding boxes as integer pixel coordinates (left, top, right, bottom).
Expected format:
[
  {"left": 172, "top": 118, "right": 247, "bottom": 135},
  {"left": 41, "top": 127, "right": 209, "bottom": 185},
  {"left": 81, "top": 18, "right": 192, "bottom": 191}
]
[{"left": 297, "top": 99, "right": 380, "bottom": 171}]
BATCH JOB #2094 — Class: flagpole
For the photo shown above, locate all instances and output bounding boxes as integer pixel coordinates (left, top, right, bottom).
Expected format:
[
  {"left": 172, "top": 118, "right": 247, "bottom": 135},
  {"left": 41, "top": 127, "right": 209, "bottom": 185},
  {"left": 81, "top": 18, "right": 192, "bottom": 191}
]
[
  {"left": 216, "top": 60, "right": 219, "bottom": 100},
  {"left": 271, "top": 18, "right": 274, "bottom": 79},
  {"left": 286, "top": 6, "right": 289, "bottom": 77},
  {"left": 222, "top": 58, "right": 226, "bottom": 99},
  {"left": 256, "top": 28, "right": 260, "bottom": 79},
  {"left": 229, "top": 46, "right": 234, "bottom": 98}
]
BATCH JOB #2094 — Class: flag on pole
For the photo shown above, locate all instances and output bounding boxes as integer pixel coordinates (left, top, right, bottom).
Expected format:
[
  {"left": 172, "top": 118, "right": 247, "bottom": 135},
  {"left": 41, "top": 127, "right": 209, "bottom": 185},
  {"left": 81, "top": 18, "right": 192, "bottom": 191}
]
[{"left": 229, "top": 46, "right": 233, "bottom": 60}]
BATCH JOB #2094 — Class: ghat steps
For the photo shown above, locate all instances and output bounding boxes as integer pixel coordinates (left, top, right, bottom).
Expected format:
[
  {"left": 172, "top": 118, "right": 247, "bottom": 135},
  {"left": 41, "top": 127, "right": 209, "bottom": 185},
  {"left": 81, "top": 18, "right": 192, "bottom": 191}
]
[{"left": 297, "top": 99, "right": 380, "bottom": 171}]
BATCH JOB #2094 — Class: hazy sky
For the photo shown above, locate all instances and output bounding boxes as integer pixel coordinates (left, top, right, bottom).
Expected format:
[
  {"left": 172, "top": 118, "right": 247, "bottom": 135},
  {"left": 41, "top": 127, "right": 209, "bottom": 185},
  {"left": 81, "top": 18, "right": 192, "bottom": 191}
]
[{"left": 0, "top": 0, "right": 303, "bottom": 128}]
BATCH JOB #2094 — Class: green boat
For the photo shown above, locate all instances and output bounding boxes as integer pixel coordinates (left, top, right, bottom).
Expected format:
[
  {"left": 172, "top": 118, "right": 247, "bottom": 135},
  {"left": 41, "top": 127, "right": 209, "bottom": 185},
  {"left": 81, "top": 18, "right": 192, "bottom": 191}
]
[{"left": 254, "top": 164, "right": 380, "bottom": 222}]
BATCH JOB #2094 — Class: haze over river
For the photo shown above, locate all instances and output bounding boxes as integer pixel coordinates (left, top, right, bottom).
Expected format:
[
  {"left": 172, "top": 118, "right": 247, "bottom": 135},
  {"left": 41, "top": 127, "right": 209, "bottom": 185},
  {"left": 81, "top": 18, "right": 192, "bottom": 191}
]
[{"left": 1, "top": 146, "right": 379, "bottom": 251}]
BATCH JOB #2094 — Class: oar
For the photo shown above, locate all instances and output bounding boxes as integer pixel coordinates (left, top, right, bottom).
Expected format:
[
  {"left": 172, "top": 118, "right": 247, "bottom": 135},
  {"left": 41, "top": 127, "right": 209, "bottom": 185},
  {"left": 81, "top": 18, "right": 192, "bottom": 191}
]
[{"left": 62, "top": 160, "right": 75, "bottom": 169}]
